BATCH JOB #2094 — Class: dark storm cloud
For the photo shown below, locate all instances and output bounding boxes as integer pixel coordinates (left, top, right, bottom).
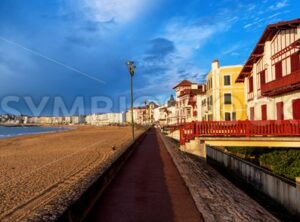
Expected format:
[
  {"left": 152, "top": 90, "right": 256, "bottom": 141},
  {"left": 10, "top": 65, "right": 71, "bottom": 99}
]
[{"left": 145, "top": 37, "right": 175, "bottom": 61}]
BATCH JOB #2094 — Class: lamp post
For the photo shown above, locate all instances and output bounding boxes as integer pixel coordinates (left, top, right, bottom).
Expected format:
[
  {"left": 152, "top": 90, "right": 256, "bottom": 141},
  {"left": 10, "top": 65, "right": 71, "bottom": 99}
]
[{"left": 127, "top": 61, "right": 136, "bottom": 140}]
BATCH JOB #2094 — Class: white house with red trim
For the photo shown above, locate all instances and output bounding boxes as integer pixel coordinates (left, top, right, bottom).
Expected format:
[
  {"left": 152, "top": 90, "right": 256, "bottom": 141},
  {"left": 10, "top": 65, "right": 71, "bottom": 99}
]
[
  {"left": 173, "top": 80, "right": 206, "bottom": 123},
  {"left": 236, "top": 18, "right": 300, "bottom": 120}
]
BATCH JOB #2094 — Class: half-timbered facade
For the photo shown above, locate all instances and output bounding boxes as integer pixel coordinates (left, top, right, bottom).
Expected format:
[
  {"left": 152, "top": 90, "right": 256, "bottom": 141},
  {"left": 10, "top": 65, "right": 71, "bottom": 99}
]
[{"left": 236, "top": 18, "right": 300, "bottom": 120}]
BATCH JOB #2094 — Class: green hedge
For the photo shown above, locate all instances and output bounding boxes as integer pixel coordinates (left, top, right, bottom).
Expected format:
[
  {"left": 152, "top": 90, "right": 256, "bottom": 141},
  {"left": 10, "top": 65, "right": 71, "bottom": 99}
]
[
  {"left": 259, "top": 150, "right": 300, "bottom": 180},
  {"left": 225, "top": 147, "right": 300, "bottom": 180}
]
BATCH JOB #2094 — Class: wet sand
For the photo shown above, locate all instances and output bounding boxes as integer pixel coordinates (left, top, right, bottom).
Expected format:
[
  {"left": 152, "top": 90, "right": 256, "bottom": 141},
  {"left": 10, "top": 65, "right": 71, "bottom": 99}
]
[{"left": 0, "top": 125, "right": 143, "bottom": 221}]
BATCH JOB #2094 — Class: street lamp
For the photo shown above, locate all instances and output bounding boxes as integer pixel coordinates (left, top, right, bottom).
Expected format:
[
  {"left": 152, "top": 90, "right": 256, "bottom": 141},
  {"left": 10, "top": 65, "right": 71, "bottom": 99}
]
[{"left": 127, "top": 61, "right": 136, "bottom": 140}]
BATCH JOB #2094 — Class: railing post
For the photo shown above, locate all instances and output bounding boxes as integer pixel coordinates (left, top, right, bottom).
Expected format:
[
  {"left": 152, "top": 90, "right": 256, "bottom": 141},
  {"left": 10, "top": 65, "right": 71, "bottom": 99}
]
[
  {"left": 246, "top": 120, "right": 250, "bottom": 137},
  {"left": 179, "top": 127, "right": 185, "bottom": 145}
]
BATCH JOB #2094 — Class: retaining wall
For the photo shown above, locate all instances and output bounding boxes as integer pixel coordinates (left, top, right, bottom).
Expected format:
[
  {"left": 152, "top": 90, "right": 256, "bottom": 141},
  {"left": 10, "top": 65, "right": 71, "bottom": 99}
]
[{"left": 206, "top": 146, "right": 300, "bottom": 216}]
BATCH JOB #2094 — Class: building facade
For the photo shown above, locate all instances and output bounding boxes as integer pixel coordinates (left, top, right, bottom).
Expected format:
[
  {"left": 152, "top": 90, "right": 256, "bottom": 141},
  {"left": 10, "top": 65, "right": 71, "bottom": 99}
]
[
  {"left": 126, "top": 107, "right": 146, "bottom": 125},
  {"left": 173, "top": 80, "right": 206, "bottom": 123},
  {"left": 236, "top": 19, "right": 300, "bottom": 120},
  {"left": 205, "top": 60, "right": 247, "bottom": 121}
]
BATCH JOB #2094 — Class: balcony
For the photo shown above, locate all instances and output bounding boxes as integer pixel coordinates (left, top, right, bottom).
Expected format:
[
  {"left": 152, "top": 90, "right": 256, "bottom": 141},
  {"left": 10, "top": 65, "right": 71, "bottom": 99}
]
[{"left": 261, "top": 70, "right": 300, "bottom": 96}]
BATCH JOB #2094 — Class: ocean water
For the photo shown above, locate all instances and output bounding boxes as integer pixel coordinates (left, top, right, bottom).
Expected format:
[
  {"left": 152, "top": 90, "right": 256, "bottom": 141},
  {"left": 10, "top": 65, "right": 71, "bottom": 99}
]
[{"left": 0, "top": 126, "right": 66, "bottom": 139}]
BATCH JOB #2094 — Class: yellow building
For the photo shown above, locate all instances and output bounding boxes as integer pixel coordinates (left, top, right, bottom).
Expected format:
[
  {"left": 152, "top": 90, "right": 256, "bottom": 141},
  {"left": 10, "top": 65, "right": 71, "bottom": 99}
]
[{"left": 205, "top": 60, "right": 247, "bottom": 121}]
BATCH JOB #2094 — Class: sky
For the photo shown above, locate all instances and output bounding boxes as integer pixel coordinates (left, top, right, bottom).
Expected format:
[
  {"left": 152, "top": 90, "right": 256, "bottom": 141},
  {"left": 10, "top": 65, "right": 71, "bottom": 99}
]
[{"left": 0, "top": 0, "right": 299, "bottom": 116}]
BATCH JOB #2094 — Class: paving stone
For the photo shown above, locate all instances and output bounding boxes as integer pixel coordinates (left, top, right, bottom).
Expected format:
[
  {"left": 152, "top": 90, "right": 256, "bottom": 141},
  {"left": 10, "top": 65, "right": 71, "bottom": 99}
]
[{"left": 159, "top": 131, "right": 280, "bottom": 222}]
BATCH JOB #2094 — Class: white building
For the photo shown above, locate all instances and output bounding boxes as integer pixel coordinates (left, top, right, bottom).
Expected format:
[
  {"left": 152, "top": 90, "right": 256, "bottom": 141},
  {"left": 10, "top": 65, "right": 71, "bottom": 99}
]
[
  {"left": 236, "top": 18, "right": 300, "bottom": 120},
  {"left": 86, "top": 112, "right": 126, "bottom": 126},
  {"left": 173, "top": 80, "right": 206, "bottom": 123}
]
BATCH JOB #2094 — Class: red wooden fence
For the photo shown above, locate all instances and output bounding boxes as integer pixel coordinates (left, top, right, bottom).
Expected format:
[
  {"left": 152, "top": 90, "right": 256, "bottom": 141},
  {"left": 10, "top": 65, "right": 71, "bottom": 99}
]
[{"left": 178, "top": 120, "right": 300, "bottom": 145}]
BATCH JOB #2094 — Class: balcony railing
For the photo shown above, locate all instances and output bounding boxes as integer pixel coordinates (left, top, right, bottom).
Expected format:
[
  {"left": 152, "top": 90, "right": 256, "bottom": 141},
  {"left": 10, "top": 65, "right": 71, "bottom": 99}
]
[
  {"left": 178, "top": 120, "right": 300, "bottom": 145},
  {"left": 247, "top": 92, "right": 254, "bottom": 101},
  {"left": 261, "top": 70, "right": 300, "bottom": 96}
]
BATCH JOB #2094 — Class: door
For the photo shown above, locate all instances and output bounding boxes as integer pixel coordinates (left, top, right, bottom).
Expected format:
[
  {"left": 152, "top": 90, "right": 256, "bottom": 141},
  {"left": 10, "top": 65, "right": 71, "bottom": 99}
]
[
  {"left": 292, "top": 99, "right": 300, "bottom": 119},
  {"left": 276, "top": 102, "right": 284, "bottom": 120},
  {"left": 261, "top": 105, "right": 267, "bottom": 120},
  {"left": 250, "top": 107, "right": 255, "bottom": 120}
]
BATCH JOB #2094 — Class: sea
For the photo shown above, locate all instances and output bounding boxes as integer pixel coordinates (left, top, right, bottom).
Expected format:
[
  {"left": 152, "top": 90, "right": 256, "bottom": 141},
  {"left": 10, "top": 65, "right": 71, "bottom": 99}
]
[{"left": 0, "top": 126, "right": 66, "bottom": 139}]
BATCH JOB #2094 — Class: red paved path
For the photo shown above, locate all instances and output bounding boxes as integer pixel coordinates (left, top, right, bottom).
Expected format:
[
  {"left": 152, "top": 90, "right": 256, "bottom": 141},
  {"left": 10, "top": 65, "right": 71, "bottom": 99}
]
[{"left": 85, "top": 129, "right": 203, "bottom": 222}]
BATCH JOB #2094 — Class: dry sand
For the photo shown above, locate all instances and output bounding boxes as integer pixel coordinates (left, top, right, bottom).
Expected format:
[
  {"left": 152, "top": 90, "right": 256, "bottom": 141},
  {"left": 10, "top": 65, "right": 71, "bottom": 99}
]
[{"left": 0, "top": 125, "right": 144, "bottom": 222}]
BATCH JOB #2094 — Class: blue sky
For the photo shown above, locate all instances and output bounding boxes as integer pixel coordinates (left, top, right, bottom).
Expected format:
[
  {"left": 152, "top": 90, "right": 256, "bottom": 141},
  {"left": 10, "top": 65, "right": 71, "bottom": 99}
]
[{"left": 0, "top": 0, "right": 299, "bottom": 115}]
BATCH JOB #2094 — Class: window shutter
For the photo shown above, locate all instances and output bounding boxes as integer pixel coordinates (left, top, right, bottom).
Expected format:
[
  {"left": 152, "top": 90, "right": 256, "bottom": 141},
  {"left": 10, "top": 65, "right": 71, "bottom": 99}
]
[
  {"left": 260, "top": 70, "right": 266, "bottom": 86},
  {"left": 249, "top": 76, "right": 253, "bottom": 92},
  {"left": 275, "top": 61, "right": 282, "bottom": 79},
  {"left": 291, "top": 52, "right": 300, "bottom": 73},
  {"left": 292, "top": 99, "right": 300, "bottom": 119}
]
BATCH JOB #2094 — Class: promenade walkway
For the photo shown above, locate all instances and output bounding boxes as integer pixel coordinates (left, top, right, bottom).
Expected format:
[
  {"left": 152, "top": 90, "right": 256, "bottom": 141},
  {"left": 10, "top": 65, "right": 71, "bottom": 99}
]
[{"left": 85, "top": 129, "right": 203, "bottom": 222}]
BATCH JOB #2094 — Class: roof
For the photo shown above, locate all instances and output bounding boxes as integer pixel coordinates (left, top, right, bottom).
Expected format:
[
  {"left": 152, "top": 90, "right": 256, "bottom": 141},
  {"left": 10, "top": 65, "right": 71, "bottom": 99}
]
[
  {"left": 236, "top": 18, "right": 300, "bottom": 83},
  {"left": 173, "top": 80, "right": 192, "bottom": 89},
  {"left": 132, "top": 106, "right": 146, "bottom": 110}
]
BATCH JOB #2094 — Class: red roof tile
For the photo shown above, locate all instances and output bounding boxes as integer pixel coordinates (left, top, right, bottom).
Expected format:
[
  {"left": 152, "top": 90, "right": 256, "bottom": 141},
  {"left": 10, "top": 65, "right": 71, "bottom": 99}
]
[{"left": 173, "top": 80, "right": 192, "bottom": 89}]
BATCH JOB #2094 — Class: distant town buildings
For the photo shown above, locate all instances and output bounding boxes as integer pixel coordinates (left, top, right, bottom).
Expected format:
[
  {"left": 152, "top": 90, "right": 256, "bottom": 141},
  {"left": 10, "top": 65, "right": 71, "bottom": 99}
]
[
  {"left": 153, "top": 95, "right": 177, "bottom": 126},
  {"left": 125, "top": 102, "right": 159, "bottom": 125},
  {"left": 85, "top": 113, "right": 126, "bottom": 126}
]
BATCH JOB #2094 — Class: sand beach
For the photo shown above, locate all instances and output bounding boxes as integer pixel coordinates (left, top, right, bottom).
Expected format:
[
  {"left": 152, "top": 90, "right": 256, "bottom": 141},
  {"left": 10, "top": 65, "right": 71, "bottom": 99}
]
[{"left": 0, "top": 125, "right": 143, "bottom": 221}]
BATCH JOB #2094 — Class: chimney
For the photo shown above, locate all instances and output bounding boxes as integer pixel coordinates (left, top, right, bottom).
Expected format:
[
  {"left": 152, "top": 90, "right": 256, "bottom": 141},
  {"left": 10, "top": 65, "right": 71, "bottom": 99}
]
[{"left": 212, "top": 59, "right": 220, "bottom": 71}]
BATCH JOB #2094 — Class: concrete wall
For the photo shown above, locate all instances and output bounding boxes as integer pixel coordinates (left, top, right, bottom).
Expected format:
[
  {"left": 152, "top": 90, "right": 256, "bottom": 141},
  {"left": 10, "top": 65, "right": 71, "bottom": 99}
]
[
  {"left": 207, "top": 146, "right": 300, "bottom": 216},
  {"left": 167, "top": 129, "right": 180, "bottom": 141}
]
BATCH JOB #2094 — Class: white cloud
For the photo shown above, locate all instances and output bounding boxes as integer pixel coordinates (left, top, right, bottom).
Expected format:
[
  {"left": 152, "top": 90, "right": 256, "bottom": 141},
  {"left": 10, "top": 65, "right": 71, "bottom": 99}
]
[
  {"left": 72, "top": 0, "right": 150, "bottom": 23},
  {"left": 135, "top": 14, "right": 237, "bottom": 96},
  {"left": 221, "top": 43, "right": 242, "bottom": 56},
  {"left": 164, "top": 19, "right": 219, "bottom": 58},
  {"left": 268, "top": 0, "right": 289, "bottom": 11}
]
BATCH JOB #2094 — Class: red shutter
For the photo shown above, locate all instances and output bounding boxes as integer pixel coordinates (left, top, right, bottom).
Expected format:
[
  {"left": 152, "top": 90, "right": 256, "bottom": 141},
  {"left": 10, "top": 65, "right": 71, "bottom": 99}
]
[
  {"left": 249, "top": 76, "right": 253, "bottom": 92},
  {"left": 292, "top": 99, "right": 300, "bottom": 119},
  {"left": 250, "top": 107, "right": 255, "bottom": 120},
  {"left": 260, "top": 70, "right": 266, "bottom": 86},
  {"left": 291, "top": 52, "right": 300, "bottom": 73},
  {"left": 276, "top": 102, "right": 284, "bottom": 120},
  {"left": 261, "top": 105, "right": 267, "bottom": 120},
  {"left": 275, "top": 61, "right": 282, "bottom": 80}
]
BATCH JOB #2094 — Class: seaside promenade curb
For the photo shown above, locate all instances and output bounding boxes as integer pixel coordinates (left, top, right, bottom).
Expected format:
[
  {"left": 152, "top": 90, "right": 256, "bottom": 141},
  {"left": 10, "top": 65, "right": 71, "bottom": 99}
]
[
  {"left": 56, "top": 127, "right": 151, "bottom": 222},
  {"left": 158, "top": 130, "right": 279, "bottom": 222}
]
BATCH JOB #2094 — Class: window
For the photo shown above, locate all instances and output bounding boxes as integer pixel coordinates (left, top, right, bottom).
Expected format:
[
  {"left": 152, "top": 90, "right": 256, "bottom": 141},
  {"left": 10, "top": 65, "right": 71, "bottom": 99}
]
[
  {"left": 224, "top": 75, "right": 231, "bottom": 86},
  {"left": 225, "top": 112, "right": 231, "bottom": 121},
  {"left": 276, "top": 102, "right": 284, "bottom": 120},
  {"left": 224, "top": 93, "right": 232, "bottom": 104},
  {"left": 248, "top": 76, "right": 253, "bottom": 92},
  {"left": 275, "top": 61, "right": 282, "bottom": 80},
  {"left": 261, "top": 104, "right": 267, "bottom": 120},
  {"left": 232, "top": 112, "right": 236, "bottom": 121}
]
